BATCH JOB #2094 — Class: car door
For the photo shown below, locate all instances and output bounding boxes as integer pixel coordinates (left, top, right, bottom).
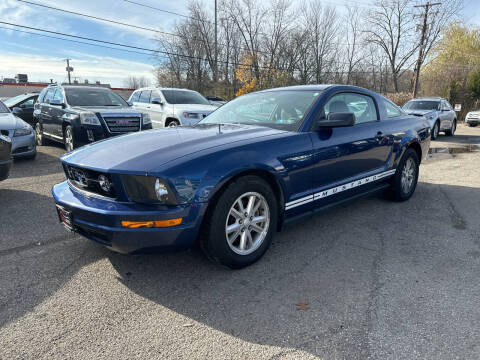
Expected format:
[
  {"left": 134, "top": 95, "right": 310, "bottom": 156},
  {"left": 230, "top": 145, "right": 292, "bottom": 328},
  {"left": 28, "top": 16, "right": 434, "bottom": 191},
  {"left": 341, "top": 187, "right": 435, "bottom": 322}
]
[
  {"left": 41, "top": 88, "right": 56, "bottom": 135},
  {"left": 17, "top": 96, "right": 36, "bottom": 124},
  {"left": 146, "top": 90, "right": 166, "bottom": 128},
  {"left": 49, "top": 88, "right": 65, "bottom": 138},
  {"left": 309, "top": 91, "right": 393, "bottom": 206}
]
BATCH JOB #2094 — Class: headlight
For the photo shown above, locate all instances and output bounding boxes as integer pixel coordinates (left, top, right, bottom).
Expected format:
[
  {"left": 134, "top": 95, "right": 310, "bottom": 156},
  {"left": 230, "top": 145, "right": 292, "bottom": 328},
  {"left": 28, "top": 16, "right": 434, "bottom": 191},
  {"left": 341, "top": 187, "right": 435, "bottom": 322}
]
[
  {"left": 13, "top": 126, "right": 33, "bottom": 137},
  {"left": 426, "top": 114, "right": 434, "bottom": 120},
  {"left": 142, "top": 113, "right": 151, "bottom": 125},
  {"left": 183, "top": 112, "right": 199, "bottom": 119},
  {"left": 122, "top": 175, "right": 177, "bottom": 205},
  {"left": 79, "top": 112, "right": 101, "bottom": 125}
]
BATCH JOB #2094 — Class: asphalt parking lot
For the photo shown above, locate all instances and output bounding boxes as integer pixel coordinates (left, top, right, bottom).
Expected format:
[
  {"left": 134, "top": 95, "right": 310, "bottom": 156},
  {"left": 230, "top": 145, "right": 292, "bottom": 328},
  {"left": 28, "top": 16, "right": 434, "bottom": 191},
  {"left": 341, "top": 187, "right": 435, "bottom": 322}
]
[{"left": 1, "top": 125, "right": 479, "bottom": 359}]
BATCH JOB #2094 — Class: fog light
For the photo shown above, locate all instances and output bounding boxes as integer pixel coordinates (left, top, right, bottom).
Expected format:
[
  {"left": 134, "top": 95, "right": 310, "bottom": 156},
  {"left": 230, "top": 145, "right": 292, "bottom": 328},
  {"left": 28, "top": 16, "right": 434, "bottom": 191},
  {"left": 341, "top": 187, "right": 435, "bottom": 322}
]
[
  {"left": 87, "top": 129, "right": 95, "bottom": 142},
  {"left": 121, "top": 218, "right": 182, "bottom": 228},
  {"left": 155, "top": 179, "right": 169, "bottom": 201},
  {"left": 98, "top": 174, "right": 111, "bottom": 193}
]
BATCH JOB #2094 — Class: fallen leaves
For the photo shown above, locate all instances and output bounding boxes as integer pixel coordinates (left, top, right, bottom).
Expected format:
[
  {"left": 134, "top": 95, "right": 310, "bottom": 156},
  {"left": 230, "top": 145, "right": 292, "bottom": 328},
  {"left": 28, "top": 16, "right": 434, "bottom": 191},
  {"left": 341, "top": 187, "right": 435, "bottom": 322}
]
[{"left": 296, "top": 302, "right": 309, "bottom": 311}]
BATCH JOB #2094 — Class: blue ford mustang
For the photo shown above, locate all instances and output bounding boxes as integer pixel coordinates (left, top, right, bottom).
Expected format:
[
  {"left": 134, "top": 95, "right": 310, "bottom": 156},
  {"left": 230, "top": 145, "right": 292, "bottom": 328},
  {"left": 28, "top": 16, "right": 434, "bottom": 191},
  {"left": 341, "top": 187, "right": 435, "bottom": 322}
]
[{"left": 52, "top": 85, "right": 431, "bottom": 268}]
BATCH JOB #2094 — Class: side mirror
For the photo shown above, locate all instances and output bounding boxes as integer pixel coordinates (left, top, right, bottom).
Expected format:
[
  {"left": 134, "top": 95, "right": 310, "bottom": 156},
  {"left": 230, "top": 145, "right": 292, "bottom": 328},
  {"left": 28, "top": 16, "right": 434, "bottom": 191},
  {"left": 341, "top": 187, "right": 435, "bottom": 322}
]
[
  {"left": 151, "top": 97, "right": 163, "bottom": 105},
  {"left": 315, "top": 112, "right": 355, "bottom": 129},
  {"left": 12, "top": 107, "right": 23, "bottom": 115},
  {"left": 127, "top": 100, "right": 133, "bottom": 106},
  {"left": 50, "top": 99, "right": 64, "bottom": 107}
]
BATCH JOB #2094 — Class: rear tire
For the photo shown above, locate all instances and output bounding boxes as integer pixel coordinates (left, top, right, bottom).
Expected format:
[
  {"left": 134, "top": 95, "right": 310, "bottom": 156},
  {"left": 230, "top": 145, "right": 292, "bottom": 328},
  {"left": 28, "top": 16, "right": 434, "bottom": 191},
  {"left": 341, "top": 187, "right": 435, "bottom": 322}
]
[
  {"left": 390, "top": 148, "right": 419, "bottom": 202},
  {"left": 468, "top": 123, "right": 477, "bottom": 127},
  {"left": 199, "top": 175, "right": 278, "bottom": 269}
]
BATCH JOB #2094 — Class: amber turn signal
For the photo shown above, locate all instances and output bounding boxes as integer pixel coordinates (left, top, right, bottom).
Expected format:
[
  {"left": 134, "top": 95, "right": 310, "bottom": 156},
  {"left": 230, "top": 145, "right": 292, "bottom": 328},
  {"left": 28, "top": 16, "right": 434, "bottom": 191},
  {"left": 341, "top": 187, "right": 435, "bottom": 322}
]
[{"left": 121, "top": 218, "right": 182, "bottom": 228}]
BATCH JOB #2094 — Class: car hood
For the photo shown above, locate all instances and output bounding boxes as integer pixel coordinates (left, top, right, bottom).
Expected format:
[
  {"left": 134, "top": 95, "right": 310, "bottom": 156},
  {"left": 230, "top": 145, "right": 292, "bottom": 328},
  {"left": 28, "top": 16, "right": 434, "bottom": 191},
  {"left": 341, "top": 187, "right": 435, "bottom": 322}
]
[
  {"left": 71, "top": 106, "right": 141, "bottom": 114},
  {"left": 0, "top": 113, "right": 30, "bottom": 130},
  {"left": 61, "top": 123, "right": 286, "bottom": 174},
  {"left": 173, "top": 104, "right": 217, "bottom": 113},
  {"left": 405, "top": 109, "right": 436, "bottom": 117}
]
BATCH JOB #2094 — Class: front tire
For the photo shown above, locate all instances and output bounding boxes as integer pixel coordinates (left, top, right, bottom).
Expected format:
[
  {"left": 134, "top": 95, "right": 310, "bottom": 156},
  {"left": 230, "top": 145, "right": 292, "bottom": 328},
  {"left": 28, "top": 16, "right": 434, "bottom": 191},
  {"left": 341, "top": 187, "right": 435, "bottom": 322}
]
[
  {"left": 390, "top": 148, "right": 420, "bottom": 202},
  {"left": 200, "top": 176, "right": 278, "bottom": 269},
  {"left": 431, "top": 121, "right": 440, "bottom": 140},
  {"left": 64, "top": 125, "right": 75, "bottom": 152},
  {"left": 445, "top": 119, "right": 456, "bottom": 136},
  {"left": 166, "top": 119, "right": 180, "bottom": 127},
  {"left": 35, "top": 123, "right": 45, "bottom": 146}
]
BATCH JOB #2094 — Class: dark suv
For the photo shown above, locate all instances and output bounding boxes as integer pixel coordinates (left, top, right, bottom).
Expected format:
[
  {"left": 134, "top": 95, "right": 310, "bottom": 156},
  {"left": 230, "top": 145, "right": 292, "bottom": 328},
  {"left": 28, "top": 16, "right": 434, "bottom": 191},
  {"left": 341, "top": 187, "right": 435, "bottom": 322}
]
[{"left": 34, "top": 85, "right": 152, "bottom": 151}]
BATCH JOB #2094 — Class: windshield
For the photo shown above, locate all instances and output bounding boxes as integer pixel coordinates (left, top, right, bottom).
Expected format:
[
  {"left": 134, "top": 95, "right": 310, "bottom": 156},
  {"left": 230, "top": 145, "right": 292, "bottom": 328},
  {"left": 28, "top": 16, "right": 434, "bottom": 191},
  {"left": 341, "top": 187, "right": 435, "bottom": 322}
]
[
  {"left": 3, "top": 94, "right": 28, "bottom": 107},
  {"left": 0, "top": 101, "right": 9, "bottom": 113},
  {"left": 403, "top": 100, "right": 440, "bottom": 111},
  {"left": 65, "top": 88, "right": 128, "bottom": 107},
  {"left": 199, "top": 90, "right": 321, "bottom": 131},
  {"left": 162, "top": 90, "right": 210, "bottom": 105}
]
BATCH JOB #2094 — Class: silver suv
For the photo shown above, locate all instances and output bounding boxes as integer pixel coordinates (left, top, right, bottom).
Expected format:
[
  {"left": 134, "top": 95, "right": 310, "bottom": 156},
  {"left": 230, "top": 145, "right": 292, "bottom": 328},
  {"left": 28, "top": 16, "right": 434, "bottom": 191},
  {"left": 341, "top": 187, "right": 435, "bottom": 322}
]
[
  {"left": 128, "top": 87, "right": 217, "bottom": 128},
  {"left": 402, "top": 97, "right": 457, "bottom": 140}
]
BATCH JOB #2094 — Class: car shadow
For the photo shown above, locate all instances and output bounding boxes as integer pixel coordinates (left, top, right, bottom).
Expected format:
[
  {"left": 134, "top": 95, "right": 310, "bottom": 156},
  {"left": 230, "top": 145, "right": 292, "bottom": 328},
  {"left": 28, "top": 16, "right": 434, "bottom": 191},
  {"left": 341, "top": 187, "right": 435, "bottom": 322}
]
[
  {"left": 104, "top": 181, "right": 480, "bottom": 357},
  {"left": 433, "top": 133, "right": 480, "bottom": 145},
  {"left": 8, "top": 145, "right": 65, "bottom": 179},
  {"left": 1, "top": 182, "right": 479, "bottom": 358}
]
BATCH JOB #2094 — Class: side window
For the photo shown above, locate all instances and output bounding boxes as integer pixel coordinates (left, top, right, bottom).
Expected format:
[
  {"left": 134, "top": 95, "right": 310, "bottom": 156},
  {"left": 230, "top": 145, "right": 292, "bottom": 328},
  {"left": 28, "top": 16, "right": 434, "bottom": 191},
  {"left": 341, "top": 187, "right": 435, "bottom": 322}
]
[
  {"left": 20, "top": 98, "right": 35, "bottom": 108},
  {"left": 37, "top": 88, "right": 47, "bottom": 103},
  {"left": 130, "top": 91, "right": 140, "bottom": 103},
  {"left": 324, "top": 93, "right": 378, "bottom": 124},
  {"left": 52, "top": 89, "right": 63, "bottom": 103},
  {"left": 383, "top": 99, "right": 404, "bottom": 118},
  {"left": 44, "top": 88, "right": 55, "bottom": 103},
  {"left": 150, "top": 91, "right": 161, "bottom": 103},
  {"left": 138, "top": 90, "right": 151, "bottom": 103}
]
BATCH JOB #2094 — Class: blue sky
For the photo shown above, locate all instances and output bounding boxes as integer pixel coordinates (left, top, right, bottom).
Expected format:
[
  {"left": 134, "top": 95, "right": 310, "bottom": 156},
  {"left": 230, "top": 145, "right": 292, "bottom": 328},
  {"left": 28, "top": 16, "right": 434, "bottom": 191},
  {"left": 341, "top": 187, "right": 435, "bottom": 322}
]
[{"left": 0, "top": 0, "right": 478, "bottom": 87}]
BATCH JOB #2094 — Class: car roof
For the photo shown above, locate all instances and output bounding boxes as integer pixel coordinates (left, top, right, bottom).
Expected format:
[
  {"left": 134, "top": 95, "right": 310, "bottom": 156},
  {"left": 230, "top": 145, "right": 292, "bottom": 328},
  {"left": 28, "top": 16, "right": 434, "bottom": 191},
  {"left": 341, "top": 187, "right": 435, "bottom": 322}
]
[
  {"left": 135, "top": 87, "right": 199, "bottom": 92},
  {"left": 61, "top": 85, "right": 111, "bottom": 90},
  {"left": 410, "top": 97, "right": 443, "bottom": 101}
]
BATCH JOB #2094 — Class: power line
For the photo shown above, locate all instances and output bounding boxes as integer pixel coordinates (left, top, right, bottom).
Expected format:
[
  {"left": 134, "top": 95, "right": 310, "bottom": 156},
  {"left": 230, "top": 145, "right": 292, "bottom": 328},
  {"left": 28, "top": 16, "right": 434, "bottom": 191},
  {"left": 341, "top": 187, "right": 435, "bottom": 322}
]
[
  {"left": 0, "top": 26, "right": 157, "bottom": 57},
  {"left": 16, "top": 0, "right": 274, "bottom": 57},
  {"left": 0, "top": 21, "right": 295, "bottom": 71}
]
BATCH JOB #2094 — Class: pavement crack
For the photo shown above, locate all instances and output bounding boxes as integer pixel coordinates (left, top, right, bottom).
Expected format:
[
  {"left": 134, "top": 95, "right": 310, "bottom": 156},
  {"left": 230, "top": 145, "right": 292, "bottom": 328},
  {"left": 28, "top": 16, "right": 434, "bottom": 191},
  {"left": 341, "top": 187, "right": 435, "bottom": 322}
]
[{"left": 439, "top": 186, "right": 467, "bottom": 230}]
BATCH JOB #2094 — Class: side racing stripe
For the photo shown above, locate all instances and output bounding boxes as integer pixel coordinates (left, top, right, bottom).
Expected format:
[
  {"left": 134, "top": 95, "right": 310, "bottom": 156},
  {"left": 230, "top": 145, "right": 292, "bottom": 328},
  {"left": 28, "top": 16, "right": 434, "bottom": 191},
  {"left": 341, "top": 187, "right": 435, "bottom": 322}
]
[{"left": 285, "top": 169, "right": 396, "bottom": 210}]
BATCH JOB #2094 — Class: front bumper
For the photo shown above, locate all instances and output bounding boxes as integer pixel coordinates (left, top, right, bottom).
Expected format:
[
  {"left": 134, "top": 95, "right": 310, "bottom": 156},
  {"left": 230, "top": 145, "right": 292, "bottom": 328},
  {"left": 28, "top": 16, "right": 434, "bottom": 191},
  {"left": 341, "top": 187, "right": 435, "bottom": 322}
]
[
  {"left": 52, "top": 181, "right": 207, "bottom": 253},
  {"left": 11, "top": 131, "right": 36, "bottom": 158},
  {"left": 465, "top": 118, "right": 479, "bottom": 125}
]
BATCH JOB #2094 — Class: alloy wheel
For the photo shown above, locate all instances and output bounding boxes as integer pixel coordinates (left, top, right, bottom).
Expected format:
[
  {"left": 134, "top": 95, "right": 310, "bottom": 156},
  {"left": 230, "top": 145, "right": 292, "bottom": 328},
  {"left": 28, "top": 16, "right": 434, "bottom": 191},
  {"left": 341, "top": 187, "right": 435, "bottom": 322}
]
[
  {"left": 65, "top": 127, "right": 73, "bottom": 151},
  {"left": 225, "top": 192, "right": 270, "bottom": 256},
  {"left": 433, "top": 123, "right": 439, "bottom": 139},
  {"left": 401, "top": 158, "right": 416, "bottom": 194},
  {"left": 35, "top": 123, "right": 42, "bottom": 145}
]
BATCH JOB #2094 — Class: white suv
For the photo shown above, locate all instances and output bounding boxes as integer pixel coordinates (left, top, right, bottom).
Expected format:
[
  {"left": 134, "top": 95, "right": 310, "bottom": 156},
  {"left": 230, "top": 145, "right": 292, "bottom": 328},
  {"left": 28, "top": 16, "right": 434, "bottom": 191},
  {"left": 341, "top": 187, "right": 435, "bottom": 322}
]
[{"left": 128, "top": 87, "right": 217, "bottom": 128}]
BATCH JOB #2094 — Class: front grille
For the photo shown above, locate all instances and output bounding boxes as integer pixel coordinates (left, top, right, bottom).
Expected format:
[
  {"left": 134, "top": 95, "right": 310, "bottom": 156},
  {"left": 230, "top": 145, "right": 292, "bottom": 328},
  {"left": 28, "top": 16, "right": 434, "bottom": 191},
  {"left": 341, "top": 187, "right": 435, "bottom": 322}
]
[
  {"left": 101, "top": 113, "right": 141, "bottom": 133},
  {"left": 64, "top": 165, "right": 116, "bottom": 198},
  {"left": 13, "top": 146, "right": 30, "bottom": 154}
]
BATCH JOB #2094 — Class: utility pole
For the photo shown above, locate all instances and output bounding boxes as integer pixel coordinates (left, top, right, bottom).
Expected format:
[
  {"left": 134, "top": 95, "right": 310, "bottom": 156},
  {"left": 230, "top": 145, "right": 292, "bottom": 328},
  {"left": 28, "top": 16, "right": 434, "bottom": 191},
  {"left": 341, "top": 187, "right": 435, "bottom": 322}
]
[
  {"left": 412, "top": 2, "right": 441, "bottom": 98},
  {"left": 64, "top": 58, "right": 73, "bottom": 85},
  {"left": 214, "top": 0, "right": 218, "bottom": 95}
]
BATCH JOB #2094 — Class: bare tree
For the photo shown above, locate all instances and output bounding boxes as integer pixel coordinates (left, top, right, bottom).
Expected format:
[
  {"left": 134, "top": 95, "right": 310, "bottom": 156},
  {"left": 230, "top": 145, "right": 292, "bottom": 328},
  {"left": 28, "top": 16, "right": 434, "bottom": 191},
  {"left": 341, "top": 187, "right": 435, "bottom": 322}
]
[
  {"left": 365, "top": 0, "right": 418, "bottom": 92},
  {"left": 301, "top": 1, "right": 339, "bottom": 84},
  {"left": 344, "top": 6, "right": 366, "bottom": 85},
  {"left": 124, "top": 76, "right": 150, "bottom": 89}
]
